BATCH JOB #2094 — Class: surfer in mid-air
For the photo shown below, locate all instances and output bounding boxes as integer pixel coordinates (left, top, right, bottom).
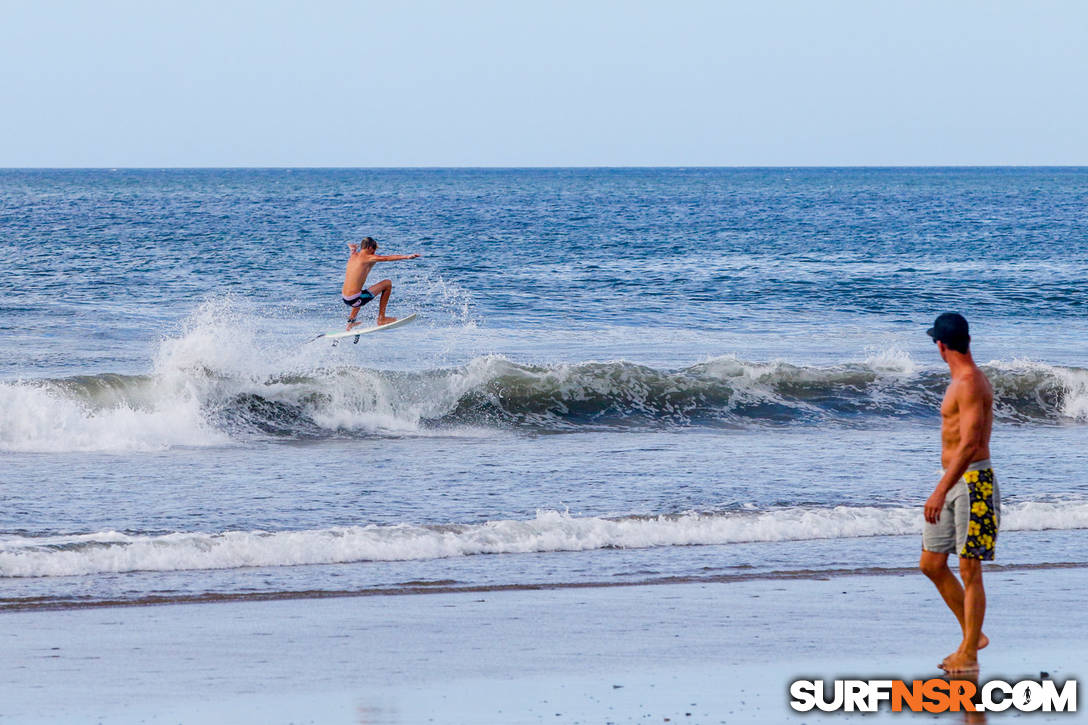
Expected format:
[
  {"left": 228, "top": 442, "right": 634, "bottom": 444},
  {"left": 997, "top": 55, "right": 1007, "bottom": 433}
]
[{"left": 341, "top": 237, "right": 421, "bottom": 330}]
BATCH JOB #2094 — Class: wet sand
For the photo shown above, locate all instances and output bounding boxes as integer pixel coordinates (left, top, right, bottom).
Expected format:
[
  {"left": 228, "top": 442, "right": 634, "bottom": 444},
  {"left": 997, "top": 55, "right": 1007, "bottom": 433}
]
[{"left": 1, "top": 566, "right": 1083, "bottom": 723}]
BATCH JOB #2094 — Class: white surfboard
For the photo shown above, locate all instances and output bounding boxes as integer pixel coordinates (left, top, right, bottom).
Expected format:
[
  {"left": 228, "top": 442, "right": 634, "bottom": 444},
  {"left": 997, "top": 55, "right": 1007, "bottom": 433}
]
[{"left": 318, "top": 313, "right": 419, "bottom": 341}]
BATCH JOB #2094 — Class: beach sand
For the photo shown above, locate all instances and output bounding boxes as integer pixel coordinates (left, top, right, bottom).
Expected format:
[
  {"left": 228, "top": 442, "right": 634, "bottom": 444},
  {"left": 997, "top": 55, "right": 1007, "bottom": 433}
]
[{"left": 1, "top": 566, "right": 1083, "bottom": 724}]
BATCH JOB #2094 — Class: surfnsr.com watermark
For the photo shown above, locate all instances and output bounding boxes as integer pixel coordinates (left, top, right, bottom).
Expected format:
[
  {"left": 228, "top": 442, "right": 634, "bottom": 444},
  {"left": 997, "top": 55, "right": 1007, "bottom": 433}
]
[{"left": 790, "top": 678, "right": 1077, "bottom": 713}]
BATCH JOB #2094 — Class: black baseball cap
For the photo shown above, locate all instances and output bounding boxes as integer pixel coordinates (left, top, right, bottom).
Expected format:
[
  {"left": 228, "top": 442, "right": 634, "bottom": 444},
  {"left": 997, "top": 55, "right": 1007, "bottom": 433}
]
[{"left": 927, "top": 312, "right": 969, "bottom": 345}]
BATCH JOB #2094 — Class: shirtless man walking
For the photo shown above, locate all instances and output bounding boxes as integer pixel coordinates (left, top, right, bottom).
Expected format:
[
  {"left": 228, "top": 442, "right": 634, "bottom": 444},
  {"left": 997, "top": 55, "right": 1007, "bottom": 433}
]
[
  {"left": 920, "top": 313, "right": 1000, "bottom": 674},
  {"left": 341, "top": 237, "right": 421, "bottom": 329}
]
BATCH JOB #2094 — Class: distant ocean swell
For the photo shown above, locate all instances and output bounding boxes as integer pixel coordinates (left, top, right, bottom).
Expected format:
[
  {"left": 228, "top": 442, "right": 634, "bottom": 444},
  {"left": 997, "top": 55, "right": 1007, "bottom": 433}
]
[
  {"left": 2, "top": 355, "right": 1087, "bottom": 451},
  {"left": 2, "top": 501, "right": 1087, "bottom": 578}
]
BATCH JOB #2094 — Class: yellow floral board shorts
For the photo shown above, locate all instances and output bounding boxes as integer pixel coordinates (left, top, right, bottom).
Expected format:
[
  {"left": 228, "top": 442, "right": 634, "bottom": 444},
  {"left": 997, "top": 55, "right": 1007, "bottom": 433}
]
[{"left": 922, "top": 459, "right": 1000, "bottom": 560}]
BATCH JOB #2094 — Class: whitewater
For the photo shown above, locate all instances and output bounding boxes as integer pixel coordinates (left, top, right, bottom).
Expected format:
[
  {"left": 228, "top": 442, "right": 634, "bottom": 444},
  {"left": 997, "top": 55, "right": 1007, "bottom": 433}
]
[{"left": 4, "top": 501, "right": 1088, "bottom": 580}]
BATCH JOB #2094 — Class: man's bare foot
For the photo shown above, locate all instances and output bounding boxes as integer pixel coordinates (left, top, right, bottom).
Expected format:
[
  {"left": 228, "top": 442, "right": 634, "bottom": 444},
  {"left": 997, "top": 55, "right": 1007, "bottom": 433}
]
[
  {"left": 346, "top": 319, "right": 361, "bottom": 331},
  {"left": 377, "top": 316, "right": 398, "bottom": 326},
  {"left": 939, "top": 651, "right": 979, "bottom": 674},
  {"left": 939, "top": 633, "right": 989, "bottom": 669}
]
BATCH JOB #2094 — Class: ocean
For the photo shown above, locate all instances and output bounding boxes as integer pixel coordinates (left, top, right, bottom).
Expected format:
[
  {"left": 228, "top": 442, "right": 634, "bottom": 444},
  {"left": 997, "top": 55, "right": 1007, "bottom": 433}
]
[{"left": 1, "top": 167, "right": 1087, "bottom": 609}]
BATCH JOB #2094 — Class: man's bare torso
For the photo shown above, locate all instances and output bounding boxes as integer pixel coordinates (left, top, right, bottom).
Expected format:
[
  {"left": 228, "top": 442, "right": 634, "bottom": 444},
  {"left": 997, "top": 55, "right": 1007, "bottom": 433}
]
[
  {"left": 940, "top": 368, "right": 994, "bottom": 467},
  {"left": 342, "top": 253, "right": 376, "bottom": 296}
]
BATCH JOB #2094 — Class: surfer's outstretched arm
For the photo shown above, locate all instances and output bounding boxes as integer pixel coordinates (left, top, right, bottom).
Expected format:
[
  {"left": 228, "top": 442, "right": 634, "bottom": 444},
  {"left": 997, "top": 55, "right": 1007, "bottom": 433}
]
[{"left": 371, "top": 253, "right": 421, "bottom": 262}]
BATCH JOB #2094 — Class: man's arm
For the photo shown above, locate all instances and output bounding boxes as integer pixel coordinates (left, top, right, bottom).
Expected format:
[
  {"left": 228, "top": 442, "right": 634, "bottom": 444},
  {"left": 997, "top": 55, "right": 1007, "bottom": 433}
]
[
  {"left": 925, "top": 379, "right": 988, "bottom": 523},
  {"left": 371, "top": 253, "right": 421, "bottom": 262}
]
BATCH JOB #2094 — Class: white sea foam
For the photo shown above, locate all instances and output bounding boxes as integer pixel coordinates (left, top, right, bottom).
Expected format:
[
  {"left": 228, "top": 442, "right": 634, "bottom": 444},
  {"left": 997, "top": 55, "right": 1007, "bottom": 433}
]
[
  {"left": 864, "top": 345, "right": 918, "bottom": 375},
  {"left": 2, "top": 501, "right": 1086, "bottom": 578},
  {"left": 0, "top": 381, "right": 227, "bottom": 453}
]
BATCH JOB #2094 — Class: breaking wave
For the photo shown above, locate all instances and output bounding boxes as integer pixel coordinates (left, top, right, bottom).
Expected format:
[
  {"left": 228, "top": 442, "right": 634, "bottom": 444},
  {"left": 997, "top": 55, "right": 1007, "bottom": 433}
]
[
  {"left": 2, "top": 355, "right": 1086, "bottom": 452},
  {"left": 2, "top": 302, "right": 1086, "bottom": 452},
  {"left": 3, "top": 501, "right": 1087, "bottom": 578}
]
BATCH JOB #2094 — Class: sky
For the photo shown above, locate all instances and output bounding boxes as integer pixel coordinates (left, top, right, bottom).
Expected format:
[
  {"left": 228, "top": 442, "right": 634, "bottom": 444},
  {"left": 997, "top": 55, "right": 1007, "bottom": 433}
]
[{"left": 1, "top": 0, "right": 1086, "bottom": 166}]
